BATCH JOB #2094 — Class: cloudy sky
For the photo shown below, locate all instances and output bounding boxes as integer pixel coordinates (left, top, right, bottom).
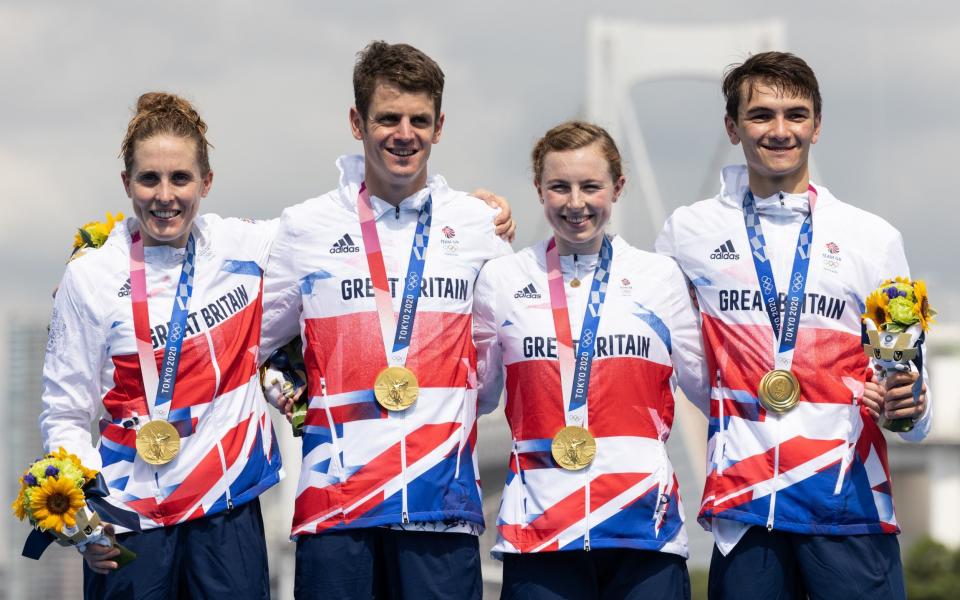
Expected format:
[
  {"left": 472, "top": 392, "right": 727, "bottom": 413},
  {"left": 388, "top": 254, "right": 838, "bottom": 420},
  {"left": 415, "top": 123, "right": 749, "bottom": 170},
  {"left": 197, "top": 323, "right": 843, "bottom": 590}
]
[{"left": 2, "top": 1, "right": 957, "bottom": 316}]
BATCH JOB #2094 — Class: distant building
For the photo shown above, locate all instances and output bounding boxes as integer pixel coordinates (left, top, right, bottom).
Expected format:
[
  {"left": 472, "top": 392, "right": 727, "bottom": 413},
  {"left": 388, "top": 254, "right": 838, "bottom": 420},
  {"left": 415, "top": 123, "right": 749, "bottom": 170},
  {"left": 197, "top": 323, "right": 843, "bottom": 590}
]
[{"left": 1, "top": 311, "right": 83, "bottom": 600}]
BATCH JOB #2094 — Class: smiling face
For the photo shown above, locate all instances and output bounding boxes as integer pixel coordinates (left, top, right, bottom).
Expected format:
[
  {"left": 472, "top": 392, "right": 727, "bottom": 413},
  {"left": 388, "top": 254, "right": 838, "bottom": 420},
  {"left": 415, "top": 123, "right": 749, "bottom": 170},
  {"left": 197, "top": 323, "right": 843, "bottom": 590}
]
[
  {"left": 725, "top": 81, "right": 821, "bottom": 197},
  {"left": 349, "top": 79, "right": 444, "bottom": 205},
  {"left": 121, "top": 134, "right": 212, "bottom": 247},
  {"left": 537, "top": 142, "right": 625, "bottom": 255}
]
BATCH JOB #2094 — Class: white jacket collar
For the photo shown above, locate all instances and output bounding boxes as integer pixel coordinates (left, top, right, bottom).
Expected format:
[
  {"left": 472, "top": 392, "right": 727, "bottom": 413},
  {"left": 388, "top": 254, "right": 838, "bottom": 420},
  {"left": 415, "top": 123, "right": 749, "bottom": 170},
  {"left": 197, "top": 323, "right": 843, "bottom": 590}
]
[
  {"left": 105, "top": 215, "right": 211, "bottom": 263},
  {"left": 335, "top": 154, "right": 448, "bottom": 218},
  {"left": 717, "top": 164, "right": 833, "bottom": 215}
]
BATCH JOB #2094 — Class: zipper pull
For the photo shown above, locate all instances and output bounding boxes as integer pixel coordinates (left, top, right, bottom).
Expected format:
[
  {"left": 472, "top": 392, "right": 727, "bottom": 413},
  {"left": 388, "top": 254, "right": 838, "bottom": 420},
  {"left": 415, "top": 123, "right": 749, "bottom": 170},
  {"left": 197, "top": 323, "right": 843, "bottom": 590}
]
[
  {"left": 228, "top": 498, "right": 234, "bottom": 511},
  {"left": 584, "top": 538, "right": 591, "bottom": 552},
  {"left": 655, "top": 493, "right": 670, "bottom": 522},
  {"left": 395, "top": 205, "right": 400, "bottom": 220},
  {"left": 402, "top": 511, "right": 409, "bottom": 524},
  {"left": 779, "top": 191, "right": 785, "bottom": 207}
]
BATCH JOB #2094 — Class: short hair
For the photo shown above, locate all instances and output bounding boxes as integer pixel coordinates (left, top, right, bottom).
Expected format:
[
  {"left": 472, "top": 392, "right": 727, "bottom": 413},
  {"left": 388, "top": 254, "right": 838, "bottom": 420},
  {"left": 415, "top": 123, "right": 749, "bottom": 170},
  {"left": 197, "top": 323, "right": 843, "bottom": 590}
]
[
  {"left": 120, "top": 92, "right": 212, "bottom": 176},
  {"left": 531, "top": 120, "right": 623, "bottom": 185},
  {"left": 722, "top": 51, "right": 822, "bottom": 121},
  {"left": 353, "top": 41, "right": 445, "bottom": 120}
]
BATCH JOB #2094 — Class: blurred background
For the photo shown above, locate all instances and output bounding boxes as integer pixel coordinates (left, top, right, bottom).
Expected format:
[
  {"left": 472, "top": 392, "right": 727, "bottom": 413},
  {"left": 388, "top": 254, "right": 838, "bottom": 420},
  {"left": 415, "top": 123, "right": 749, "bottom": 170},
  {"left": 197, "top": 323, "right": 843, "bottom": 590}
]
[{"left": 2, "top": 2, "right": 958, "bottom": 598}]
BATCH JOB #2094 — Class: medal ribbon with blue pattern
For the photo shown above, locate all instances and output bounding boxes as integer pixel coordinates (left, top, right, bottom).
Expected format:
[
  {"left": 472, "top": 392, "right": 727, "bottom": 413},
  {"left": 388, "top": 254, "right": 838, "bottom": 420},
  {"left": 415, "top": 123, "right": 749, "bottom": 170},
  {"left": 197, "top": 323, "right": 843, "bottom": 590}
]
[
  {"left": 545, "top": 235, "right": 613, "bottom": 427},
  {"left": 742, "top": 185, "right": 818, "bottom": 370},
  {"left": 357, "top": 183, "right": 432, "bottom": 366},
  {"left": 129, "top": 229, "right": 197, "bottom": 424}
]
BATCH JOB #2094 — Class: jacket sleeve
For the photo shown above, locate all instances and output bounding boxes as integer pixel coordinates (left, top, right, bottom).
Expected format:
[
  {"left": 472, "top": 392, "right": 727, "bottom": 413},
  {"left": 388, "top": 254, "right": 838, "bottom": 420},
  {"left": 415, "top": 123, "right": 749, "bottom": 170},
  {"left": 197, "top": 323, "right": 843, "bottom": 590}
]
[
  {"left": 39, "top": 266, "right": 106, "bottom": 469},
  {"left": 470, "top": 195, "right": 514, "bottom": 262},
  {"left": 666, "top": 259, "right": 710, "bottom": 417},
  {"left": 654, "top": 212, "right": 679, "bottom": 260},
  {"left": 473, "top": 262, "right": 504, "bottom": 416},
  {"left": 260, "top": 209, "right": 304, "bottom": 363},
  {"left": 878, "top": 230, "right": 932, "bottom": 442},
  {"left": 248, "top": 217, "right": 280, "bottom": 271}
]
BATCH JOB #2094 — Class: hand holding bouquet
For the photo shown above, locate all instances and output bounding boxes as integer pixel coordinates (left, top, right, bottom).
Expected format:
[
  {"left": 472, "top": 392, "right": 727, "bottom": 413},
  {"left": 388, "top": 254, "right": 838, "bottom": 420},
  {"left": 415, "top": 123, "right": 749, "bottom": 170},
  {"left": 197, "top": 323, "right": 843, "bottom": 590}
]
[
  {"left": 862, "top": 277, "right": 935, "bottom": 432},
  {"left": 260, "top": 338, "right": 310, "bottom": 436},
  {"left": 12, "top": 448, "right": 135, "bottom": 566}
]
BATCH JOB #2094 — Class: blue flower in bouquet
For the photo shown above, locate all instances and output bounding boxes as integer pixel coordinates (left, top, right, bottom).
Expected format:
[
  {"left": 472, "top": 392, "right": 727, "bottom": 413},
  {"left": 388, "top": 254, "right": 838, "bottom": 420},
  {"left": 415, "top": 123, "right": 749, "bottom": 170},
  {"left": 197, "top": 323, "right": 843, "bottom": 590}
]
[
  {"left": 23, "top": 473, "right": 37, "bottom": 486},
  {"left": 884, "top": 286, "right": 905, "bottom": 299},
  {"left": 44, "top": 465, "right": 59, "bottom": 478}
]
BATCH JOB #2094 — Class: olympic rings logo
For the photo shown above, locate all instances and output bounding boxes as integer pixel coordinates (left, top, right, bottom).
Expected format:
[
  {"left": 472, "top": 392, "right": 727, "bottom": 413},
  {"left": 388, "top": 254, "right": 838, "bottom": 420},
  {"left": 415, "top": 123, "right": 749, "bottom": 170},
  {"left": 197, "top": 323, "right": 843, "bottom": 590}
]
[
  {"left": 581, "top": 331, "right": 594, "bottom": 346},
  {"left": 406, "top": 272, "right": 420, "bottom": 291},
  {"left": 792, "top": 272, "right": 804, "bottom": 292}
]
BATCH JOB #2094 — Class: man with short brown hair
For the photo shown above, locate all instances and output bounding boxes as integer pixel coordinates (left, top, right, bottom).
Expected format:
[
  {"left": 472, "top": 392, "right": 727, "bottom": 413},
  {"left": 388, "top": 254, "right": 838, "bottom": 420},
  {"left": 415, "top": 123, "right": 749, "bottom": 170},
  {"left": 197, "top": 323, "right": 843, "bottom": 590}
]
[
  {"left": 656, "top": 51, "right": 930, "bottom": 599},
  {"left": 262, "top": 41, "right": 512, "bottom": 599}
]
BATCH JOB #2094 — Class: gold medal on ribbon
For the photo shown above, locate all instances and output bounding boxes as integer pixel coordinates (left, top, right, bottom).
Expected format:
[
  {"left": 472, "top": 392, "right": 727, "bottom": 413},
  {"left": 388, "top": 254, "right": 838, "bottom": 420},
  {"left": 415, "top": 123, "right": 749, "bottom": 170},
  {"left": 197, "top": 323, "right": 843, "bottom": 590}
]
[
  {"left": 569, "top": 279, "right": 581, "bottom": 288},
  {"left": 758, "top": 369, "right": 801, "bottom": 413},
  {"left": 374, "top": 366, "right": 419, "bottom": 411},
  {"left": 551, "top": 425, "right": 597, "bottom": 470},
  {"left": 136, "top": 420, "right": 181, "bottom": 466}
]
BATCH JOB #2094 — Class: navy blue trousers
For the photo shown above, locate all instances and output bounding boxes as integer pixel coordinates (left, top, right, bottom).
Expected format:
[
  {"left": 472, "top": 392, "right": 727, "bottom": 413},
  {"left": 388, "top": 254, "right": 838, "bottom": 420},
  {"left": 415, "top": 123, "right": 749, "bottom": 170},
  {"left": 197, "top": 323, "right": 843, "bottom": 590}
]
[
  {"left": 83, "top": 499, "right": 269, "bottom": 600},
  {"left": 294, "top": 528, "right": 482, "bottom": 600},
  {"left": 708, "top": 526, "right": 906, "bottom": 600},
  {"left": 501, "top": 548, "right": 690, "bottom": 599}
]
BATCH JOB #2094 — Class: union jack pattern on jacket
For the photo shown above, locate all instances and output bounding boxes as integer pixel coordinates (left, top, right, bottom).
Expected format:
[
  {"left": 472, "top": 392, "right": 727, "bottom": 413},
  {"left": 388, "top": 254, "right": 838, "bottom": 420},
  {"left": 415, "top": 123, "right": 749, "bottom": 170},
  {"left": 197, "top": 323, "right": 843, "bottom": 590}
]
[
  {"left": 41, "top": 215, "right": 283, "bottom": 533},
  {"left": 261, "top": 155, "right": 511, "bottom": 537},
  {"left": 474, "top": 236, "right": 709, "bottom": 557},
  {"left": 655, "top": 165, "right": 932, "bottom": 536}
]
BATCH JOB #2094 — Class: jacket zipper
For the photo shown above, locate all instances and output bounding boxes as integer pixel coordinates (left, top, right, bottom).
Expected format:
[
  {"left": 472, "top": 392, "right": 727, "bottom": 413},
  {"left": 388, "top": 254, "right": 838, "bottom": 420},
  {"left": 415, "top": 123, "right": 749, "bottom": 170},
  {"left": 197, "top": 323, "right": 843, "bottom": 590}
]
[
  {"left": 400, "top": 410, "right": 409, "bottom": 523},
  {"left": 583, "top": 481, "right": 591, "bottom": 551},
  {"left": 714, "top": 369, "right": 726, "bottom": 476},
  {"left": 204, "top": 329, "right": 232, "bottom": 510},
  {"left": 766, "top": 415, "right": 782, "bottom": 530},
  {"left": 833, "top": 390, "right": 859, "bottom": 495},
  {"left": 513, "top": 444, "right": 532, "bottom": 524}
]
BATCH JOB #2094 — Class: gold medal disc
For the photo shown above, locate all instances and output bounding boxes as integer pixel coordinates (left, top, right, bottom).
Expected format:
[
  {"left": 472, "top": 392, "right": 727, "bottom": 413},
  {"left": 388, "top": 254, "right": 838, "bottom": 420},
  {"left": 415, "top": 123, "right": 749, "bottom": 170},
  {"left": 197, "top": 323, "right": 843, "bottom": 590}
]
[
  {"left": 374, "top": 366, "right": 419, "bottom": 411},
  {"left": 570, "top": 279, "right": 581, "bottom": 288},
  {"left": 758, "top": 369, "right": 801, "bottom": 413},
  {"left": 551, "top": 426, "right": 597, "bottom": 470},
  {"left": 136, "top": 420, "right": 181, "bottom": 466}
]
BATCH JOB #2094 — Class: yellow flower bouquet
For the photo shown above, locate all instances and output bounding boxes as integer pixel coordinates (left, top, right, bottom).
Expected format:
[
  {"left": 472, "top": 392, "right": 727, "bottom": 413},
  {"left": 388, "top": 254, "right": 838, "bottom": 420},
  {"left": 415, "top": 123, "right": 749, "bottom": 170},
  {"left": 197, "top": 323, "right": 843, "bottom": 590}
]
[
  {"left": 12, "top": 448, "right": 135, "bottom": 565},
  {"left": 69, "top": 211, "right": 124, "bottom": 261},
  {"left": 861, "top": 277, "right": 934, "bottom": 432},
  {"left": 863, "top": 277, "right": 935, "bottom": 334}
]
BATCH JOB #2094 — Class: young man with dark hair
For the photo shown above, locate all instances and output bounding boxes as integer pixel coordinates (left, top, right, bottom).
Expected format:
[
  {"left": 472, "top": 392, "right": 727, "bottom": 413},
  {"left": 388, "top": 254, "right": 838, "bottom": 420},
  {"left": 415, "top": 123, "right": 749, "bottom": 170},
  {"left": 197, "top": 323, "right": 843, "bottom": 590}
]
[
  {"left": 656, "top": 51, "right": 931, "bottom": 599},
  {"left": 261, "top": 41, "right": 512, "bottom": 599}
]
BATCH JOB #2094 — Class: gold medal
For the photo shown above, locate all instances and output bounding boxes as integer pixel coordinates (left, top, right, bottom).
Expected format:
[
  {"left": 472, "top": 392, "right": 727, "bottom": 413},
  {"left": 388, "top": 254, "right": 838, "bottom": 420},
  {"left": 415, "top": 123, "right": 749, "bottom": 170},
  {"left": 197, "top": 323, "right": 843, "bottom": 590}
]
[
  {"left": 374, "top": 366, "right": 419, "bottom": 411},
  {"left": 136, "top": 420, "right": 181, "bottom": 465},
  {"left": 551, "top": 425, "right": 597, "bottom": 470},
  {"left": 758, "top": 369, "right": 801, "bottom": 413},
  {"left": 570, "top": 279, "right": 581, "bottom": 288}
]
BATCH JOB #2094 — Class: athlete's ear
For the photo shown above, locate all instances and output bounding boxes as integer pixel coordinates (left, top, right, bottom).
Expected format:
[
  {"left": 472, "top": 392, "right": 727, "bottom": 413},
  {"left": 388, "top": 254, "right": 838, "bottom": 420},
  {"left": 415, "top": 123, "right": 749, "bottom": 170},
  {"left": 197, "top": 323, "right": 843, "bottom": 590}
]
[
  {"left": 200, "top": 170, "right": 214, "bottom": 198},
  {"left": 811, "top": 113, "right": 822, "bottom": 145},
  {"left": 612, "top": 175, "right": 625, "bottom": 202},
  {"left": 431, "top": 112, "right": 445, "bottom": 144},
  {"left": 121, "top": 171, "right": 132, "bottom": 198},
  {"left": 725, "top": 114, "right": 740, "bottom": 145},
  {"left": 535, "top": 180, "right": 544, "bottom": 204},
  {"left": 349, "top": 107, "right": 364, "bottom": 141}
]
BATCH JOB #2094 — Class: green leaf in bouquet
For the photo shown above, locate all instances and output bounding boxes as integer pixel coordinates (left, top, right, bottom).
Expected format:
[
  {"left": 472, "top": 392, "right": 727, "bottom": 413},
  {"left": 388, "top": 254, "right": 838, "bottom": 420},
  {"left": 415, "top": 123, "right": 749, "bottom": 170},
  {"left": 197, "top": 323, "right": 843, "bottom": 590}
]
[{"left": 291, "top": 400, "right": 308, "bottom": 437}]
